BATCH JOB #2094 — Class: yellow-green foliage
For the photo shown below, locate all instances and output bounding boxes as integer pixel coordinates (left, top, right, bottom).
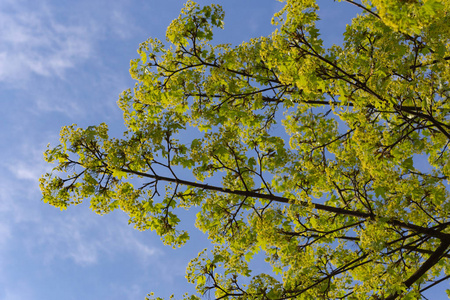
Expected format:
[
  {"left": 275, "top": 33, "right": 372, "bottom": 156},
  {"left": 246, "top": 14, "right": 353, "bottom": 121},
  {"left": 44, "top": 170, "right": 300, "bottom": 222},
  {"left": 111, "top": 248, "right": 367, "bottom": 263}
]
[{"left": 41, "top": 1, "right": 450, "bottom": 299}]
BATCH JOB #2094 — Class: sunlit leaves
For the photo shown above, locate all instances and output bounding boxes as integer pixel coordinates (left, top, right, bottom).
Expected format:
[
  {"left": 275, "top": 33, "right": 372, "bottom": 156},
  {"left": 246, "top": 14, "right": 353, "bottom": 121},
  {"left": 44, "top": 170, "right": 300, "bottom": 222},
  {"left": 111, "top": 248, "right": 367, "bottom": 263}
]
[{"left": 41, "top": 0, "right": 450, "bottom": 299}]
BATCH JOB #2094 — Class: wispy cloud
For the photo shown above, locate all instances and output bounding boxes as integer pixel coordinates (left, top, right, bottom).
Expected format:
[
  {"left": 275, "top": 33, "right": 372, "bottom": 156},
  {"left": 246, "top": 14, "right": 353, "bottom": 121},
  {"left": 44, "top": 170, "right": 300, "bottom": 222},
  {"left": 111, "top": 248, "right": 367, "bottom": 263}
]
[
  {"left": 0, "top": 1, "right": 191, "bottom": 298},
  {"left": 4, "top": 138, "right": 53, "bottom": 185},
  {"left": 0, "top": 284, "right": 33, "bottom": 300},
  {"left": 0, "top": 0, "right": 141, "bottom": 119},
  {"left": 1, "top": 135, "right": 160, "bottom": 266},
  {"left": 0, "top": 1, "right": 93, "bottom": 83},
  {"left": 30, "top": 207, "right": 162, "bottom": 266}
]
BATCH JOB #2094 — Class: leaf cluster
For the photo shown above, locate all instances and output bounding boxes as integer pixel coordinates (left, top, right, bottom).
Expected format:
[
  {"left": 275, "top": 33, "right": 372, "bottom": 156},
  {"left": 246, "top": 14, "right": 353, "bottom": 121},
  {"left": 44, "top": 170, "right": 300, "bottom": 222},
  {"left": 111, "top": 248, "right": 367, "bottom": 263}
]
[{"left": 41, "top": 0, "right": 450, "bottom": 299}]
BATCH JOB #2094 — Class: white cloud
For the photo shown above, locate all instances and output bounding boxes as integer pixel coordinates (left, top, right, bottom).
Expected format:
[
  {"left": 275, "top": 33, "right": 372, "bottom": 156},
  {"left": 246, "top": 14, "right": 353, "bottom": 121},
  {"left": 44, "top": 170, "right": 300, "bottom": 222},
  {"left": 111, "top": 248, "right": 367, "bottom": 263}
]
[
  {"left": 0, "top": 179, "right": 161, "bottom": 269},
  {"left": 0, "top": 222, "right": 11, "bottom": 251},
  {"left": 1, "top": 284, "right": 33, "bottom": 300},
  {"left": 0, "top": 1, "right": 93, "bottom": 83},
  {"left": 1, "top": 137, "right": 161, "bottom": 267},
  {"left": 0, "top": 175, "right": 41, "bottom": 225},
  {"left": 8, "top": 161, "right": 47, "bottom": 182},
  {"left": 0, "top": 1, "right": 192, "bottom": 298},
  {"left": 108, "top": 7, "right": 139, "bottom": 40},
  {"left": 31, "top": 208, "right": 162, "bottom": 266},
  {"left": 0, "top": 0, "right": 141, "bottom": 119},
  {"left": 4, "top": 140, "right": 52, "bottom": 185}
]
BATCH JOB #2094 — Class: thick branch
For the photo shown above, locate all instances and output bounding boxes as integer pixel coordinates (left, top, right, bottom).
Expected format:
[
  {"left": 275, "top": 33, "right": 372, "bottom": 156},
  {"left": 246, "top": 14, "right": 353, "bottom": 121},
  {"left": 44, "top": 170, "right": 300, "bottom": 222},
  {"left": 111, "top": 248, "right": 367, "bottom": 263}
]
[
  {"left": 385, "top": 240, "right": 450, "bottom": 300},
  {"left": 120, "top": 167, "right": 450, "bottom": 240},
  {"left": 282, "top": 232, "right": 450, "bottom": 258},
  {"left": 410, "top": 56, "right": 450, "bottom": 70},
  {"left": 342, "top": 0, "right": 380, "bottom": 19}
]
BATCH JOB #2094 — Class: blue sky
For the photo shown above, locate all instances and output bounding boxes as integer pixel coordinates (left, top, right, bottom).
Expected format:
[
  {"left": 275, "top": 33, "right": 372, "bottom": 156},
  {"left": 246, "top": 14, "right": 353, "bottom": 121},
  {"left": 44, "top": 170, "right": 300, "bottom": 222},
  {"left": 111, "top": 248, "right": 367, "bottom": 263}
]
[
  {"left": 1, "top": 0, "right": 445, "bottom": 299},
  {"left": 0, "top": 1, "right": 283, "bottom": 299}
]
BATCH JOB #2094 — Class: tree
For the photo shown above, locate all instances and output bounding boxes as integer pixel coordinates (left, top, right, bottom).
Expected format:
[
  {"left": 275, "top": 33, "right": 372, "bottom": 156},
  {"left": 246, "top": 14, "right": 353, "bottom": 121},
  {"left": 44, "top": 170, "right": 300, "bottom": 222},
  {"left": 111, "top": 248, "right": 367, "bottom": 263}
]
[{"left": 40, "top": 0, "right": 450, "bottom": 298}]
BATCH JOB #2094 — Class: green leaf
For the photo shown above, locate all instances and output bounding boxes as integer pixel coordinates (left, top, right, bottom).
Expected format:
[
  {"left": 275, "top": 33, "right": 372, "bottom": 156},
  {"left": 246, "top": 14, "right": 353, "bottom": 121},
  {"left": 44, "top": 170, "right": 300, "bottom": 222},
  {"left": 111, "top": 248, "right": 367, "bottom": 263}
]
[
  {"left": 41, "top": 1, "right": 450, "bottom": 299},
  {"left": 401, "top": 157, "right": 414, "bottom": 171}
]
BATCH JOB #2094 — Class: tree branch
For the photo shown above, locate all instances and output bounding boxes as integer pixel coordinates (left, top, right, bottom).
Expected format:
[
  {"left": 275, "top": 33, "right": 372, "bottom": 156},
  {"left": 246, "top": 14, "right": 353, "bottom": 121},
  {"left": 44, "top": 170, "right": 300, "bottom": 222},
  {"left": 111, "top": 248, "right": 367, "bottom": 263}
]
[
  {"left": 385, "top": 240, "right": 450, "bottom": 300},
  {"left": 342, "top": 0, "right": 381, "bottom": 19},
  {"left": 120, "top": 167, "right": 450, "bottom": 240}
]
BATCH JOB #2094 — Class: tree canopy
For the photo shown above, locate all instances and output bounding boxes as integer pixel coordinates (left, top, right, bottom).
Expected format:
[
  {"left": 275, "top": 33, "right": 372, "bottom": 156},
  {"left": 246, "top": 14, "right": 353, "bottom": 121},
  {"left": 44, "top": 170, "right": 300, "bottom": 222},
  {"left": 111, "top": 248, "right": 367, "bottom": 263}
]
[{"left": 40, "top": 0, "right": 450, "bottom": 299}]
